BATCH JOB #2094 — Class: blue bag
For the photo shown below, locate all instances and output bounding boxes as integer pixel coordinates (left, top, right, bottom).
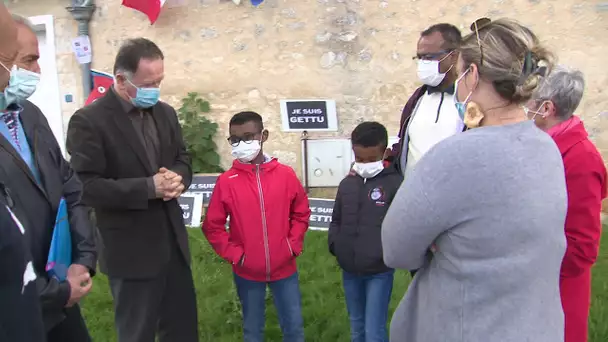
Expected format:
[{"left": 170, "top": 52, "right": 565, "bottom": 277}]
[{"left": 46, "top": 198, "right": 72, "bottom": 281}]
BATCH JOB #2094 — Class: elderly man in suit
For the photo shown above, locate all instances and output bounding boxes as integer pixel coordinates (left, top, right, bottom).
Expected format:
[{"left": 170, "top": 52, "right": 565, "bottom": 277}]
[
  {"left": 0, "top": 13, "right": 96, "bottom": 342},
  {"left": 0, "top": 5, "right": 47, "bottom": 341},
  {"left": 66, "top": 37, "right": 198, "bottom": 342}
]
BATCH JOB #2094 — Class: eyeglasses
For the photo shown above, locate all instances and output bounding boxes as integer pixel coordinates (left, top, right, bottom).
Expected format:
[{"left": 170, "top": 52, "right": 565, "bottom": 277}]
[
  {"left": 126, "top": 78, "right": 162, "bottom": 89},
  {"left": 412, "top": 49, "right": 454, "bottom": 61},
  {"left": 470, "top": 17, "right": 491, "bottom": 67},
  {"left": 227, "top": 132, "right": 261, "bottom": 147}
]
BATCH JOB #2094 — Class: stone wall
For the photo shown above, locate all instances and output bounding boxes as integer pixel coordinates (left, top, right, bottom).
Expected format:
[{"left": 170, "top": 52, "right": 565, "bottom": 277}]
[{"left": 6, "top": 0, "right": 608, "bottom": 196}]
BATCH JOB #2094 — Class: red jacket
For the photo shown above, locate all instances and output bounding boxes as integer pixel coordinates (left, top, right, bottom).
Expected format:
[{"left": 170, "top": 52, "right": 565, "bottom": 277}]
[
  {"left": 202, "top": 158, "right": 311, "bottom": 282},
  {"left": 552, "top": 118, "right": 607, "bottom": 342}
]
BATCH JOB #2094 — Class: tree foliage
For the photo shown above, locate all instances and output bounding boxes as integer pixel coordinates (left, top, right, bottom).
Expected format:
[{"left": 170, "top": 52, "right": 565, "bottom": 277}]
[{"left": 178, "top": 92, "right": 223, "bottom": 173}]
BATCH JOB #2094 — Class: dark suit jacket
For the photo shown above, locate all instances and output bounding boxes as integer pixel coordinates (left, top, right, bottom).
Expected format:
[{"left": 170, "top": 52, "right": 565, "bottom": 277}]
[
  {"left": 0, "top": 183, "right": 46, "bottom": 342},
  {"left": 0, "top": 101, "right": 96, "bottom": 330},
  {"left": 66, "top": 89, "right": 193, "bottom": 279}
]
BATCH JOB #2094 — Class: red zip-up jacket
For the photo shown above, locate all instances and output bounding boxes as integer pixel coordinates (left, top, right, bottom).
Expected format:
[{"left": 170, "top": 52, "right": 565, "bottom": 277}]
[{"left": 202, "top": 158, "right": 311, "bottom": 282}]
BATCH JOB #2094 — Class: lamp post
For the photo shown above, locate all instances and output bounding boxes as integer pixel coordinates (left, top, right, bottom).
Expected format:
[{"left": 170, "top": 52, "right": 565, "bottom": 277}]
[{"left": 66, "top": 0, "right": 96, "bottom": 100}]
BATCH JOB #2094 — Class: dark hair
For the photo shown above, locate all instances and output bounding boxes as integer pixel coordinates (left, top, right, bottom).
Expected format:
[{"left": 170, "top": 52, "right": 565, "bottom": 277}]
[
  {"left": 229, "top": 111, "right": 264, "bottom": 131},
  {"left": 421, "top": 23, "right": 462, "bottom": 50},
  {"left": 113, "top": 38, "right": 164, "bottom": 75},
  {"left": 351, "top": 121, "right": 388, "bottom": 149}
]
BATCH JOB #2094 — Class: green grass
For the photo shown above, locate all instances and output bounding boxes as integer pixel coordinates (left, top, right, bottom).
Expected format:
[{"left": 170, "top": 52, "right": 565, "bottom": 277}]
[{"left": 82, "top": 230, "right": 608, "bottom": 341}]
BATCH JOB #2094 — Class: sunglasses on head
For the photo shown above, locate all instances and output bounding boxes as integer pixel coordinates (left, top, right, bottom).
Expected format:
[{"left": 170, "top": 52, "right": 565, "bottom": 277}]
[{"left": 469, "top": 17, "right": 491, "bottom": 67}]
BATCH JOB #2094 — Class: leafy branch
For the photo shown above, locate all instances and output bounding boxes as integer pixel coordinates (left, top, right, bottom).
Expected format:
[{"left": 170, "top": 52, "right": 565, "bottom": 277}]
[{"left": 178, "top": 92, "right": 223, "bottom": 173}]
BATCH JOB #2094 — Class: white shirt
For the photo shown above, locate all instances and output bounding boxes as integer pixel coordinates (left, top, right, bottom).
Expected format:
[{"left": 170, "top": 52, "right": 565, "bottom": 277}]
[{"left": 403, "top": 91, "right": 464, "bottom": 179}]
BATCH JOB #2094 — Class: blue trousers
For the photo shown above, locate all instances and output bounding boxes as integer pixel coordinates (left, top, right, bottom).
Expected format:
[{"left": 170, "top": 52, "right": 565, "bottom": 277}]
[
  {"left": 342, "top": 270, "right": 394, "bottom": 342},
  {"left": 234, "top": 272, "right": 304, "bottom": 342}
]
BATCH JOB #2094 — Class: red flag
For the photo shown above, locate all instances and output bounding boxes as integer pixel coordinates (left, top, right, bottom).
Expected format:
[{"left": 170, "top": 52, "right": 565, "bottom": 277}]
[
  {"left": 85, "top": 70, "right": 114, "bottom": 106},
  {"left": 122, "top": 0, "right": 166, "bottom": 24}
]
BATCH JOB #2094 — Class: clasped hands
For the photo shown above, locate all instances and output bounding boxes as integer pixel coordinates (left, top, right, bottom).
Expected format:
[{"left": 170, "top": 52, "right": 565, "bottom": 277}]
[
  {"left": 153, "top": 167, "right": 185, "bottom": 201},
  {"left": 154, "top": 167, "right": 185, "bottom": 201}
]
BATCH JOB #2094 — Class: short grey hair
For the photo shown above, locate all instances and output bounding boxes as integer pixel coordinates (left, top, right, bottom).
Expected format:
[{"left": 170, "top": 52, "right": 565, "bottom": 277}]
[
  {"left": 11, "top": 13, "right": 35, "bottom": 32},
  {"left": 531, "top": 65, "right": 585, "bottom": 119},
  {"left": 114, "top": 69, "right": 134, "bottom": 80}
]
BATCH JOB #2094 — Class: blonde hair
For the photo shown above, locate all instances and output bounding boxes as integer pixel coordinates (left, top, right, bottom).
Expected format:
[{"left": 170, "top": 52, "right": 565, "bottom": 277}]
[{"left": 459, "top": 18, "right": 554, "bottom": 103}]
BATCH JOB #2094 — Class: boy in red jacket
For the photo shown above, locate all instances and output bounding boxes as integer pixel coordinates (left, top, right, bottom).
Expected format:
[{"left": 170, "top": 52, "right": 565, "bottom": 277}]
[{"left": 202, "top": 111, "right": 310, "bottom": 342}]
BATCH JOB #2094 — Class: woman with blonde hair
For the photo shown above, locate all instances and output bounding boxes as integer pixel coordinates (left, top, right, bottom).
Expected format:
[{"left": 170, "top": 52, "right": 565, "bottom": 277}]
[{"left": 382, "top": 18, "right": 567, "bottom": 342}]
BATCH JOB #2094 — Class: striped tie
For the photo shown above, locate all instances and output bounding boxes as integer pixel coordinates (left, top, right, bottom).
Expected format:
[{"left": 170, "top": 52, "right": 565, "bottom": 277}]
[{"left": 1, "top": 112, "right": 20, "bottom": 150}]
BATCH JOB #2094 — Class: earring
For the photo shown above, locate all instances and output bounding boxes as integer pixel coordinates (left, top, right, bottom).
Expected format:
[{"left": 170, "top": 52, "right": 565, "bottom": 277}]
[{"left": 464, "top": 102, "right": 485, "bottom": 128}]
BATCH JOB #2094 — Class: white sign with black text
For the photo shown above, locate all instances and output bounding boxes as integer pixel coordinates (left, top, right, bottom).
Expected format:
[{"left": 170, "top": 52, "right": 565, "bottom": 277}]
[
  {"left": 280, "top": 99, "right": 338, "bottom": 132},
  {"left": 178, "top": 193, "right": 204, "bottom": 227}
]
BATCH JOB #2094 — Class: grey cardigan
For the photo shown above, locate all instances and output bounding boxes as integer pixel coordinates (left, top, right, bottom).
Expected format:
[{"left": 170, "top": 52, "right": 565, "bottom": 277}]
[{"left": 382, "top": 121, "right": 567, "bottom": 342}]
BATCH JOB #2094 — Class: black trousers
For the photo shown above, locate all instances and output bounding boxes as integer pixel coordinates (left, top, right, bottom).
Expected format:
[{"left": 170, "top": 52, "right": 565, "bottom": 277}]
[
  {"left": 108, "top": 246, "right": 199, "bottom": 342},
  {"left": 47, "top": 305, "right": 91, "bottom": 342}
]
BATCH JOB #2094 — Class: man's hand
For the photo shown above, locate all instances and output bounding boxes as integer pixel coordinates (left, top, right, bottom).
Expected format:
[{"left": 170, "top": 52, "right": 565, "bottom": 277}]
[
  {"left": 153, "top": 172, "right": 172, "bottom": 198},
  {"left": 153, "top": 168, "right": 183, "bottom": 199},
  {"left": 158, "top": 167, "right": 185, "bottom": 200},
  {"left": 67, "top": 264, "right": 89, "bottom": 278},
  {"left": 65, "top": 271, "right": 92, "bottom": 308}
]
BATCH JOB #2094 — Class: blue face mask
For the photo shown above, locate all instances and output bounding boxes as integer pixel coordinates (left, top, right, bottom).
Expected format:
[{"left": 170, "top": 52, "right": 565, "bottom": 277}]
[
  {"left": 453, "top": 68, "right": 473, "bottom": 121},
  {"left": 127, "top": 79, "right": 160, "bottom": 108},
  {"left": 0, "top": 62, "right": 41, "bottom": 110}
]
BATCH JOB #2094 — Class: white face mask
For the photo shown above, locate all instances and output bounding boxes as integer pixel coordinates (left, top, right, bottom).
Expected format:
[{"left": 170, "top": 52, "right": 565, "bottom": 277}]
[
  {"left": 416, "top": 52, "right": 454, "bottom": 87},
  {"left": 231, "top": 140, "right": 261, "bottom": 163},
  {"left": 524, "top": 101, "right": 549, "bottom": 120},
  {"left": 353, "top": 160, "right": 384, "bottom": 179}
]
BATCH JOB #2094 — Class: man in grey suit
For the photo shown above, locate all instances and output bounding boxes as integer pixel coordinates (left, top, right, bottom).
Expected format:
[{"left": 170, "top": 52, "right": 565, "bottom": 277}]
[{"left": 66, "top": 38, "right": 199, "bottom": 342}]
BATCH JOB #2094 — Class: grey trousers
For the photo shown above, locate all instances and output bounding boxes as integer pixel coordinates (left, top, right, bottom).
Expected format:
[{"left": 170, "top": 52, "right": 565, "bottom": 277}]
[{"left": 109, "top": 246, "right": 199, "bottom": 342}]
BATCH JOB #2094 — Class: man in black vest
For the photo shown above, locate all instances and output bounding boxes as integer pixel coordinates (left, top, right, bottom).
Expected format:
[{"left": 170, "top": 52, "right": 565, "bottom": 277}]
[{"left": 0, "top": 13, "right": 96, "bottom": 342}]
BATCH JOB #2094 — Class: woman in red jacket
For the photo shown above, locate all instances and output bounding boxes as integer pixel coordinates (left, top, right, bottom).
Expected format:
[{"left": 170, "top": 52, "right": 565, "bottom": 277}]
[{"left": 527, "top": 66, "right": 607, "bottom": 342}]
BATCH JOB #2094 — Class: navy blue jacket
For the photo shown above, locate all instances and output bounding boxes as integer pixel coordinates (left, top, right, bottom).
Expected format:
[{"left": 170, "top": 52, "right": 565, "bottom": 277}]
[{"left": 328, "top": 165, "right": 403, "bottom": 275}]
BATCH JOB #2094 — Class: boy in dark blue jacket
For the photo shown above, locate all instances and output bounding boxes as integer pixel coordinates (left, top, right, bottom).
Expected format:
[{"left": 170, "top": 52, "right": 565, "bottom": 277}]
[{"left": 328, "top": 122, "right": 403, "bottom": 342}]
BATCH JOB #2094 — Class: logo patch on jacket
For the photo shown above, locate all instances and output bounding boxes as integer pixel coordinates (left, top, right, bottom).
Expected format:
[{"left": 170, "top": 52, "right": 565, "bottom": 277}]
[{"left": 369, "top": 187, "right": 386, "bottom": 206}]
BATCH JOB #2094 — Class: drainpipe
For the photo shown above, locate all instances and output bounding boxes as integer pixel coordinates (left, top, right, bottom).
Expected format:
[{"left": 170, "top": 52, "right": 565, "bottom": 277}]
[{"left": 66, "top": 0, "right": 96, "bottom": 101}]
